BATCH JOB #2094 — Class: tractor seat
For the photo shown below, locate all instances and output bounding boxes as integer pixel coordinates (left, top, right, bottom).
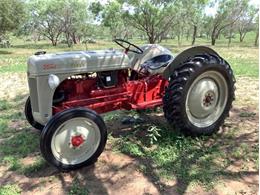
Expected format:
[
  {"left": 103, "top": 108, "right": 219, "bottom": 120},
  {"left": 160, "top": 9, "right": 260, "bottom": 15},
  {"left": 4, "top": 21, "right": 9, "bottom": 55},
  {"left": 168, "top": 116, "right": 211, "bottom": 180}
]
[{"left": 144, "top": 54, "right": 173, "bottom": 70}]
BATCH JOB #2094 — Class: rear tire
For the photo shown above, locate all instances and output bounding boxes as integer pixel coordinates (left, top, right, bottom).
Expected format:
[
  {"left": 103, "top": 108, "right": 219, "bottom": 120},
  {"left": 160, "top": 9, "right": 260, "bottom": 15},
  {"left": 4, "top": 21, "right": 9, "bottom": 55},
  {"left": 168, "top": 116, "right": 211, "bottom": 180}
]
[
  {"left": 163, "top": 54, "right": 235, "bottom": 136},
  {"left": 24, "top": 97, "right": 44, "bottom": 130},
  {"left": 40, "top": 108, "right": 107, "bottom": 171}
]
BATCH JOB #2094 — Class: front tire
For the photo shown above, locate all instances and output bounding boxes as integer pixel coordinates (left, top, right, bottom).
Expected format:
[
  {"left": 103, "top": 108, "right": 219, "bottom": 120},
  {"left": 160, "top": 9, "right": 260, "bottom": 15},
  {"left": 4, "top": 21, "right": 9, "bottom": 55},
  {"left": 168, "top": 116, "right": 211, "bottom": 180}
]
[
  {"left": 24, "top": 97, "right": 44, "bottom": 130},
  {"left": 40, "top": 108, "right": 107, "bottom": 171},
  {"left": 163, "top": 54, "right": 235, "bottom": 136}
]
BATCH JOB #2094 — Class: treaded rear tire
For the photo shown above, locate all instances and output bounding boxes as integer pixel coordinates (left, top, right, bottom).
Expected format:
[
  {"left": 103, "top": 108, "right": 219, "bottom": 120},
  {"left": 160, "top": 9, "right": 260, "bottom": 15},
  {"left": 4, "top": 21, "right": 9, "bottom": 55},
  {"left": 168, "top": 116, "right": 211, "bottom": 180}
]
[{"left": 163, "top": 54, "right": 235, "bottom": 136}]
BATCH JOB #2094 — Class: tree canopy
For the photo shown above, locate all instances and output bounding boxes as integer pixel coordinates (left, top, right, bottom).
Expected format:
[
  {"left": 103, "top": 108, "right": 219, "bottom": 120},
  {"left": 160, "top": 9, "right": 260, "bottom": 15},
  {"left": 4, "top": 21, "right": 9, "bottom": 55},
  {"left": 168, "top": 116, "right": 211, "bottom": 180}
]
[
  {"left": 0, "top": 0, "right": 25, "bottom": 38},
  {"left": 0, "top": 0, "right": 258, "bottom": 46}
]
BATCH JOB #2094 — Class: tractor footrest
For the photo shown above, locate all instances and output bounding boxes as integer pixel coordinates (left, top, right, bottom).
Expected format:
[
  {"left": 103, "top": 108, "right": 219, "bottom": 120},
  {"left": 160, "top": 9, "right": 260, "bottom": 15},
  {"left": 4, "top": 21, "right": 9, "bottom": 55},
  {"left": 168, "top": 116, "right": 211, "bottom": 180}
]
[{"left": 129, "top": 99, "right": 162, "bottom": 110}]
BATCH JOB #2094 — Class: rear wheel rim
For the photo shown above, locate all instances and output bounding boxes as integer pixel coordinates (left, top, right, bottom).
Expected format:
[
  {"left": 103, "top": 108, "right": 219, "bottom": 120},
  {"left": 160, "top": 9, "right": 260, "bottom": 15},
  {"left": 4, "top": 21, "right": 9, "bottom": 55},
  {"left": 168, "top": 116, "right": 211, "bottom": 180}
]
[
  {"left": 51, "top": 117, "right": 101, "bottom": 165},
  {"left": 185, "top": 71, "right": 228, "bottom": 128}
]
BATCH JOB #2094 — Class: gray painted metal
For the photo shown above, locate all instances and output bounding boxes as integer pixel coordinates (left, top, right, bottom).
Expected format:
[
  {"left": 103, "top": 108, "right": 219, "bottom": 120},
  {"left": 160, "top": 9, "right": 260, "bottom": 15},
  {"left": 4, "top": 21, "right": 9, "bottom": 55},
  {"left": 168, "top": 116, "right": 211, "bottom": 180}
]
[
  {"left": 185, "top": 71, "right": 228, "bottom": 127},
  {"left": 162, "top": 46, "right": 219, "bottom": 78},
  {"left": 28, "top": 50, "right": 130, "bottom": 76}
]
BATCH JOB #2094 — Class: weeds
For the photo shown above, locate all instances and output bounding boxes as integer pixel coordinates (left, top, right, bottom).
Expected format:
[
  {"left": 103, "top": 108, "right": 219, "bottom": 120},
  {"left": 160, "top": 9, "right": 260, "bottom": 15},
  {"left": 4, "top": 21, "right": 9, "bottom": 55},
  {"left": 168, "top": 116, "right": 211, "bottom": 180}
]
[
  {"left": 0, "top": 100, "right": 11, "bottom": 111},
  {"left": 146, "top": 125, "right": 161, "bottom": 145},
  {"left": 239, "top": 111, "right": 256, "bottom": 117}
]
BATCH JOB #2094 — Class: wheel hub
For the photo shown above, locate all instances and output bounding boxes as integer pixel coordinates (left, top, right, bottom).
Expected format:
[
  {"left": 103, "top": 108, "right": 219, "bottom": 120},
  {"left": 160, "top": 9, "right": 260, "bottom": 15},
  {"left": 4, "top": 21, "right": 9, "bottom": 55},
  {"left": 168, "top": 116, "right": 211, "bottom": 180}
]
[
  {"left": 71, "top": 135, "right": 85, "bottom": 148},
  {"left": 203, "top": 92, "right": 215, "bottom": 107}
]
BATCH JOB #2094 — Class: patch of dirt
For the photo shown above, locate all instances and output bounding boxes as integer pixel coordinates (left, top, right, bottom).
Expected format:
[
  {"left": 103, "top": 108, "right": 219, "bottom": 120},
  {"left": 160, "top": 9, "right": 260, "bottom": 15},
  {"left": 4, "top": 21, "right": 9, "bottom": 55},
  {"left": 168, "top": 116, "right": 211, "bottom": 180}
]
[
  {"left": 0, "top": 151, "right": 160, "bottom": 195},
  {"left": 0, "top": 73, "right": 28, "bottom": 100},
  {"left": 0, "top": 75, "right": 258, "bottom": 195}
]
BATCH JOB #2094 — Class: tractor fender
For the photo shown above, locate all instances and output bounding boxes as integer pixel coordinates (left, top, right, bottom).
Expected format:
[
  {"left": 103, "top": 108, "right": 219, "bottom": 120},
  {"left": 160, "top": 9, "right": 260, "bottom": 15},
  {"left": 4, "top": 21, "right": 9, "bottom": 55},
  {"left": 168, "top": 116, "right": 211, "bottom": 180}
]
[{"left": 162, "top": 46, "right": 220, "bottom": 79}]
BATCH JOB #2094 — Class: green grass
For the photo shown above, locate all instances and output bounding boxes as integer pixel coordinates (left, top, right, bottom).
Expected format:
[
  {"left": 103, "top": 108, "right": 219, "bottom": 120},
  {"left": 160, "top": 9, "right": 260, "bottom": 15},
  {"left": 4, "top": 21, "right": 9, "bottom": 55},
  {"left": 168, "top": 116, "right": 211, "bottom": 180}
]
[
  {"left": 0, "top": 131, "right": 39, "bottom": 157},
  {"left": 0, "top": 90, "right": 44, "bottom": 175},
  {"left": 111, "top": 116, "right": 258, "bottom": 190},
  {"left": 0, "top": 100, "right": 12, "bottom": 111},
  {"left": 0, "top": 33, "right": 258, "bottom": 77},
  {"left": 21, "top": 157, "right": 47, "bottom": 175},
  {"left": 228, "top": 57, "right": 258, "bottom": 78},
  {"left": 0, "top": 184, "right": 21, "bottom": 195},
  {"left": 69, "top": 179, "right": 89, "bottom": 195}
]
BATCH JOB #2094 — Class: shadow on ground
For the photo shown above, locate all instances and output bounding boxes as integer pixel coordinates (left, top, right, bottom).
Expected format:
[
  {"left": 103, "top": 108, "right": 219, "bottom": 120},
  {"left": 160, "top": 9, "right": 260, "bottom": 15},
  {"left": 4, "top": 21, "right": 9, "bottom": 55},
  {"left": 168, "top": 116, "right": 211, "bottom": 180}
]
[
  {"left": 12, "top": 43, "right": 69, "bottom": 49},
  {"left": 0, "top": 50, "right": 13, "bottom": 55},
  {"left": 0, "top": 93, "right": 258, "bottom": 194},
  {"left": 106, "top": 108, "right": 259, "bottom": 194}
]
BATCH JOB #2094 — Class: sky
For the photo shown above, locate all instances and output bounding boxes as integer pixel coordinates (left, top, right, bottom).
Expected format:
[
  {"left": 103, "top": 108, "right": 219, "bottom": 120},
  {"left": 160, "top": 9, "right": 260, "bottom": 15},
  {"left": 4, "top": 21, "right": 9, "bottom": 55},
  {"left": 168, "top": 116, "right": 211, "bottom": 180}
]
[
  {"left": 93, "top": 0, "right": 259, "bottom": 17},
  {"left": 205, "top": 0, "right": 259, "bottom": 16}
]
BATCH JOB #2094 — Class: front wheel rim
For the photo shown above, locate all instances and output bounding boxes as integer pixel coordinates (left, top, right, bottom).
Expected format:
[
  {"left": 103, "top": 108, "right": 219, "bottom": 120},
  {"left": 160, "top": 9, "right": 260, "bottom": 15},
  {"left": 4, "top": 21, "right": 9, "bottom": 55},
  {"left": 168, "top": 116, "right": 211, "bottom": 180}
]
[
  {"left": 51, "top": 117, "right": 101, "bottom": 165},
  {"left": 185, "top": 71, "right": 228, "bottom": 128}
]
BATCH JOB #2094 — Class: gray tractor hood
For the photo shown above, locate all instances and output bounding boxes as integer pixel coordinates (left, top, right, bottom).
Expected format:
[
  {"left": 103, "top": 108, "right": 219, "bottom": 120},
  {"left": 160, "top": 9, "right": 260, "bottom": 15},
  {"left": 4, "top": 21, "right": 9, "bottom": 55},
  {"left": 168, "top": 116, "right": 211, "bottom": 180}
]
[{"left": 27, "top": 50, "right": 130, "bottom": 76}]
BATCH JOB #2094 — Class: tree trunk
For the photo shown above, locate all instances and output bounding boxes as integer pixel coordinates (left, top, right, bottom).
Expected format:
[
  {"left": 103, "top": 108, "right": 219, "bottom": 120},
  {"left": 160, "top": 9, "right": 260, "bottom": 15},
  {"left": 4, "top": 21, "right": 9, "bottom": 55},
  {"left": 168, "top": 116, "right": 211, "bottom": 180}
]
[
  {"left": 51, "top": 38, "right": 56, "bottom": 46},
  {"left": 186, "top": 30, "right": 189, "bottom": 41},
  {"left": 65, "top": 33, "right": 72, "bottom": 47},
  {"left": 158, "top": 36, "right": 162, "bottom": 43},
  {"left": 228, "top": 25, "right": 234, "bottom": 47},
  {"left": 206, "top": 32, "right": 210, "bottom": 40},
  {"left": 241, "top": 33, "right": 247, "bottom": 42},
  {"left": 148, "top": 35, "right": 156, "bottom": 44},
  {"left": 71, "top": 32, "right": 77, "bottom": 44},
  {"left": 177, "top": 34, "right": 181, "bottom": 46},
  {"left": 254, "top": 31, "right": 259, "bottom": 46},
  {"left": 211, "top": 37, "right": 215, "bottom": 45},
  {"left": 228, "top": 32, "right": 232, "bottom": 47},
  {"left": 239, "top": 31, "right": 243, "bottom": 42},
  {"left": 211, "top": 28, "right": 216, "bottom": 46},
  {"left": 191, "top": 25, "right": 197, "bottom": 45}
]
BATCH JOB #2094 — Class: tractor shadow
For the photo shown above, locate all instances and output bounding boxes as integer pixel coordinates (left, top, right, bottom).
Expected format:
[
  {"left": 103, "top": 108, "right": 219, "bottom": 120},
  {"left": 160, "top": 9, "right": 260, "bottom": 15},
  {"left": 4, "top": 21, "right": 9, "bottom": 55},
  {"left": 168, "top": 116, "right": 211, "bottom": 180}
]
[{"left": 106, "top": 108, "right": 259, "bottom": 194}]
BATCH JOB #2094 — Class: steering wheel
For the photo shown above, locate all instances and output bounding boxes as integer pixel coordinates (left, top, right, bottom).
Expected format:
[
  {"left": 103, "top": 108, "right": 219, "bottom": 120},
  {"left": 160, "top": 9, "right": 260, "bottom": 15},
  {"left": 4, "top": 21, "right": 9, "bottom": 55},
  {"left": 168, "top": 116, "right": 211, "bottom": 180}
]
[{"left": 114, "top": 39, "right": 143, "bottom": 54}]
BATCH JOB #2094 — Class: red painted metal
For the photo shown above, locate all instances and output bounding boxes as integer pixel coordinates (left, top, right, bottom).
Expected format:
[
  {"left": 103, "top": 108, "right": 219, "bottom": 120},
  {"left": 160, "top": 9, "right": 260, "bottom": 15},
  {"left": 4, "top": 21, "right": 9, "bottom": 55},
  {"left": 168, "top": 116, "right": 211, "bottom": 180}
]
[
  {"left": 53, "top": 70, "right": 168, "bottom": 114},
  {"left": 71, "top": 135, "right": 85, "bottom": 147}
]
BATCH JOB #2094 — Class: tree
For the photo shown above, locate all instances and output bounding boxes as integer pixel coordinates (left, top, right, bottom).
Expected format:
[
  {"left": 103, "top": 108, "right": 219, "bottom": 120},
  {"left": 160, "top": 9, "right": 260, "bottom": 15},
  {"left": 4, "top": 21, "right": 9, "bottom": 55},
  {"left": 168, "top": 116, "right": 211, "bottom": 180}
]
[
  {"left": 28, "top": 0, "right": 65, "bottom": 46},
  {"left": 237, "top": 5, "right": 258, "bottom": 42},
  {"left": 61, "top": 0, "right": 89, "bottom": 46},
  {"left": 90, "top": 1, "right": 128, "bottom": 39},
  {"left": 122, "top": 0, "right": 184, "bottom": 44},
  {"left": 209, "top": 0, "right": 249, "bottom": 45},
  {"left": 184, "top": 0, "right": 208, "bottom": 45},
  {"left": 0, "top": 0, "right": 25, "bottom": 37}
]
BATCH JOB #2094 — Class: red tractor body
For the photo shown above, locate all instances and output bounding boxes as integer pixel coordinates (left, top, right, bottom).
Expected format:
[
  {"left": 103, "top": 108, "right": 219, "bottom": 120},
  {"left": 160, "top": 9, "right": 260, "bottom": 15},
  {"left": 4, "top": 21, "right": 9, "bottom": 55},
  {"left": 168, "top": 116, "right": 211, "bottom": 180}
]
[{"left": 53, "top": 70, "right": 168, "bottom": 115}]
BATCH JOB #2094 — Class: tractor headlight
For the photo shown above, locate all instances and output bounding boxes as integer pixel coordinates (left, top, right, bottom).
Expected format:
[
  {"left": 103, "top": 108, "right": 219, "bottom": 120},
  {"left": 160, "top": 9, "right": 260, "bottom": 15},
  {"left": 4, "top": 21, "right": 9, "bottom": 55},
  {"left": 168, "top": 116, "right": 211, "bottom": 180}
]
[{"left": 48, "top": 74, "right": 60, "bottom": 89}]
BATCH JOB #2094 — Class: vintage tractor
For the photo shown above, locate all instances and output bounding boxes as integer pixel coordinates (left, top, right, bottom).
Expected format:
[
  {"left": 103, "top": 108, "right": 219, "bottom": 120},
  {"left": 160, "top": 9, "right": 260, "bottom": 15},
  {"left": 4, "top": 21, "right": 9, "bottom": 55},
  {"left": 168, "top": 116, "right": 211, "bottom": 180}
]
[{"left": 25, "top": 39, "right": 235, "bottom": 171}]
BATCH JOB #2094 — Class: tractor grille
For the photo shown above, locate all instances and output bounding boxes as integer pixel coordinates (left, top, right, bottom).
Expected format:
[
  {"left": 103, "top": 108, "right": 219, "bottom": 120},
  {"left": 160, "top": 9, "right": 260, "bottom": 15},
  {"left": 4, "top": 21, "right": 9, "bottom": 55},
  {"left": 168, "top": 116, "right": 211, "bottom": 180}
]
[{"left": 28, "top": 78, "right": 39, "bottom": 112}]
